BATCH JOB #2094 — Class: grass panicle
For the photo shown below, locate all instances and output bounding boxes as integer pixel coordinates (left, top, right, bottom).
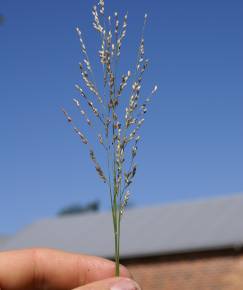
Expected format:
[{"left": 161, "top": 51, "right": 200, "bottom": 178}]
[{"left": 63, "top": 0, "right": 157, "bottom": 277}]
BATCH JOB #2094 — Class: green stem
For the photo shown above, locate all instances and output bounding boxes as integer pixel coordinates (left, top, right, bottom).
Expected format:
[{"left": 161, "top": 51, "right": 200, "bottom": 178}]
[
  {"left": 117, "top": 209, "right": 121, "bottom": 275},
  {"left": 113, "top": 188, "right": 120, "bottom": 276}
]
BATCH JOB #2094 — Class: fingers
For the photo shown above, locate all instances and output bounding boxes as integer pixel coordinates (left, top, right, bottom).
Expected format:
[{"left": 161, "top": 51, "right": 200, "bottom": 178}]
[
  {"left": 72, "top": 277, "right": 141, "bottom": 290},
  {"left": 0, "top": 248, "right": 131, "bottom": 290}
]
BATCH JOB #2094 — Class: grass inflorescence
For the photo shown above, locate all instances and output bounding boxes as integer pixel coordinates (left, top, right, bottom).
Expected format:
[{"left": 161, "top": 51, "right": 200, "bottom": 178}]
[{"left": 63, "top": 0, "right": 157, "bottom": 276}]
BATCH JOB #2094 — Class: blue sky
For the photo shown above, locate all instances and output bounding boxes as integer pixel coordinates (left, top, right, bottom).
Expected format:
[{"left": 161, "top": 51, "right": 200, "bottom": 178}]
[{"left": 0, "top": 0, "right": 242, "bottom": 234}]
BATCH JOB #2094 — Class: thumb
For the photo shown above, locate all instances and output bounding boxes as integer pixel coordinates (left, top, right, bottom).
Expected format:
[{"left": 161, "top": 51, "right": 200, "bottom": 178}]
[{"left": 72, "top": 277, "right": 141, "bottom": 290}]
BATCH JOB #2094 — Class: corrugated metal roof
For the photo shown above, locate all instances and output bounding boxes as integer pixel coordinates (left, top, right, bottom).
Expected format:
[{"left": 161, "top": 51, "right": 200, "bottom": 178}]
[{"left": 1, "top": 194, "right": 243, "bottom": 258}]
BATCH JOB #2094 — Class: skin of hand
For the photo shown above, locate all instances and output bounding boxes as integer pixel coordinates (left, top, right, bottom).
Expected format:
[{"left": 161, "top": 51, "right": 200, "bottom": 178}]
[{"left": 0, "top": 248, "right": 141, "bottom": 290}]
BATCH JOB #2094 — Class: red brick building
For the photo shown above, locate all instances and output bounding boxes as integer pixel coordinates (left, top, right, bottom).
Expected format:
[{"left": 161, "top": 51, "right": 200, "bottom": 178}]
[
  {"left": 1, "top": 194, "right": 243, "bottom": 289},
  {"left": 125, "top": 249, "right": 243, "bottom": 290}
]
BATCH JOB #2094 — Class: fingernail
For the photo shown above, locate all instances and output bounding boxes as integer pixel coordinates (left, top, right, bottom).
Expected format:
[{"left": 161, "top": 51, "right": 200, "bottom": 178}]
[{"left": 111, "top": 278, "right": 141, "bottom": 290}]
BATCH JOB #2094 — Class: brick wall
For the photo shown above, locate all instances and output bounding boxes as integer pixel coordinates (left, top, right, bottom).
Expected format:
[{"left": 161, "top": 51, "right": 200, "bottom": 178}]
[{"left": 124, "top": 250, "right": 243, "bottom": 290}]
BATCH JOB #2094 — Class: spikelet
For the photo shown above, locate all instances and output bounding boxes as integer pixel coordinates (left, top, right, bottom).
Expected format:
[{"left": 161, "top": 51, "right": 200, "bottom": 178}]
[
  {"left": 92, "top": 5, "right": 104, "bottom": 33},
  {"left": 98, "top": 0, "right": 105, "bottom": 15},
  {"left": 73, "top": 126, "right": 89, "bottom": 145},
  {"left": 76, "top": 27, "right": 93, "bottom": 72},
  {"left": 120, "top": 190, "right": 130, "bottom": 216},
  {"left": 117, "top": 13, "right": 128, "bottom": 57},
  {"left": 99, "top": 36, "right": 106, "bottom": 65},
  {"left": 62, "top": 109, "right": 72, "bottom": 123},
  {"left": 74, "top": 84, "right": 105, "bottom": 125},
  {"left": 98, "top": 133, "right": 103, "bottom": 145},
  {"left": 117, "top": 70, "right": 131, "bottom": 97},
  {"left": 124, "top": 81, "right": 141, "bottom": 126},
  {"left": 89, "top": 149, "right": 107, "bottom": 182},
  {"left": 73, "top": 98, "right": 92, "bottom": 127},
  {"left": 136, "top": 84, "right": 158, "bottom": 120},
  {"left": 114, "top": 12, "right": 119, "bottom": 40},
  {"left": 79, "top": 63, "right": 103, "bottom": 105},
  {"left": 152, "top": 85, "right": 158, "bottom": 94},
  {"left": 63, "top": 109, "right": 89, "bottom": 145},
  {"left": 124, "top": 164, "right": 137, "bottom": 188},
  {"left": 76, "top": 28, "right": 87, "bottom": 55}
]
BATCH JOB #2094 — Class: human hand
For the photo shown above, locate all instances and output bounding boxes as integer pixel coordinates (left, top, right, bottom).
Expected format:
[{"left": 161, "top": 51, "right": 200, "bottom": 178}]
[{"left": 0, "top": 248, "right": 141, "bottom": 290}]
